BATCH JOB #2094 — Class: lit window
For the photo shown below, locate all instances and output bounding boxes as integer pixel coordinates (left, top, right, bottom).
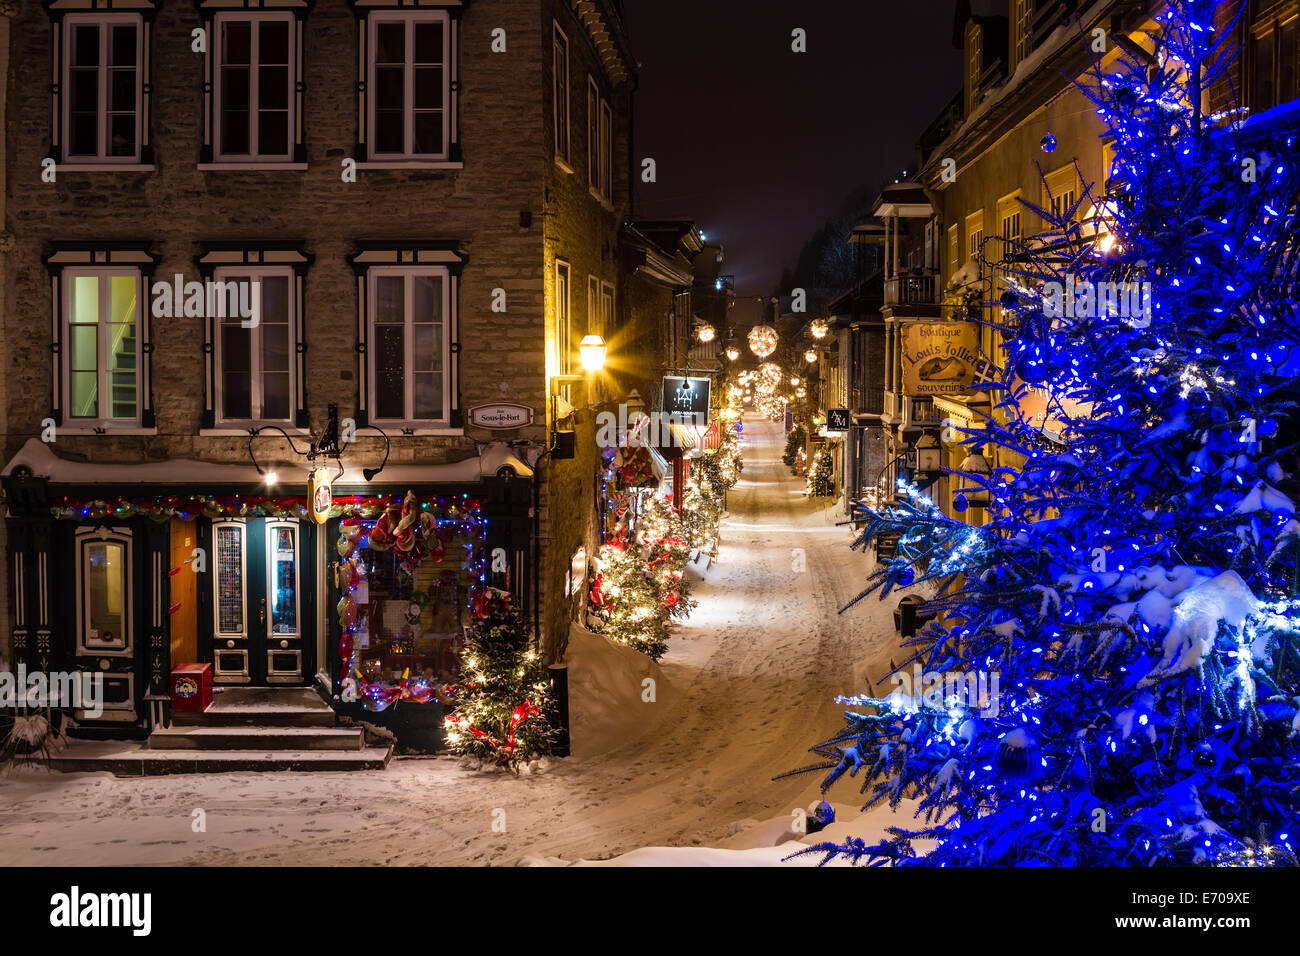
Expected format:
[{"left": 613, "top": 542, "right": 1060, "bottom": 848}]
[{"left": 63, "top": 268, "right": 143, "bottom": 425}]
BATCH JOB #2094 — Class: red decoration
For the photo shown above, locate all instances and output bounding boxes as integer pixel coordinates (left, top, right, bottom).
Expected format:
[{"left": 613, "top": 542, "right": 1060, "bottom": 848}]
[{"left": 589, "top": 570, "right": 605, "bottom": 608}]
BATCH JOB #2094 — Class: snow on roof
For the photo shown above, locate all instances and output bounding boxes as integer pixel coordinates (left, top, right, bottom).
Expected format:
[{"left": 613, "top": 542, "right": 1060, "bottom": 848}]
[{"left": 0, "top": 437, "right": 533, "bottom": 486}]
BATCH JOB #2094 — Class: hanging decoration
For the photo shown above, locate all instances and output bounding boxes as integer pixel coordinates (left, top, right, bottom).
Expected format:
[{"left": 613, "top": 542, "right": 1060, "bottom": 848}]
[{"left": 748, "top": 324, "right": 779, "bottom": 358}]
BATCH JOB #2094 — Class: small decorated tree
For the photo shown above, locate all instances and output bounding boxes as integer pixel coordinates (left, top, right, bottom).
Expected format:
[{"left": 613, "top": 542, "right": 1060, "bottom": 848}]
[
  {"left": 783, "top": 424, "right": 807, "bottom": 472},
  {"left": 444, "top": 588, "right": 559, "bottom": 771},
  {"left": 680, "top": 479, "right": 722, "bottom": 557},
  {"left": 640, "top": 493, "right": 698, "bottom": 623},
  {"left": 806, "top": 443, "right": 836, "bottom": 498},
  {"left": 590, "top": 522, "right": 670, "bottom": 659}
]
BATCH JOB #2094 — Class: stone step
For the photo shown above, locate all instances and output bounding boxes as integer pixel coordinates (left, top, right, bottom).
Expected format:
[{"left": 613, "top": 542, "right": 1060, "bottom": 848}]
[
  {"left": 170, "top": 708, "right": 337, "bottom": 728},
  {"left": 49, "top": 741, "right": 392, "bottom": 776},
  {"left": 173, "top": 686, "right": 336, "bottom": 728},
  {"left": 149, "top": 725, "right": 364, "bottom": 752}
]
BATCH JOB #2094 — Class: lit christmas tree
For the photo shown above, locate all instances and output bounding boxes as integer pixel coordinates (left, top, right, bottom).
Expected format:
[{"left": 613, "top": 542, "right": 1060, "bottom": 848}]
[
  {"left": 790, "top": 1, "right": 1300, "bottom": 866},
  {"left": 783, "top": 424, "right": 807, "bottom": 472},
  {"left": 696, "top": 422, "right": 744, "bottom": 503},
  {"left": 590, "top": 521, "right": 671, "bottom": 659},
  {"left": 806, "top": 444, "right": 836, "bottom": 498},
  {"left": 640, "top": 492, "right": 698, "bottom": 623},
  {"left": 681, "top": 478, "right": 723, "bottom": 557},
  {"left": 444, "top": 588, "right": 559, "bottom": 771}
]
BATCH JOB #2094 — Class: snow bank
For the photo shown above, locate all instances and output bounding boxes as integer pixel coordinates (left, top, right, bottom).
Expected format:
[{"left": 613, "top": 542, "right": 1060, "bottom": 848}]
[
  {"left": 564, "top": 622, "right": 672, "bottom": 758},
  {"left": 521, "top": 800, "right": 924, "bottom": 866}
]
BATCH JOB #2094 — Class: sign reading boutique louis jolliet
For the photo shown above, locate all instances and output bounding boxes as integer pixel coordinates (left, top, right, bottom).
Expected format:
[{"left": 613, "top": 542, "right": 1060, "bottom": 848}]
[
  {"left": 661, "top": 376, "right": 711, "bottom": 426},
  {"left": 468, "top": 403, "right": 535, "bottom": 429},
  {"left": 901, "top": 322, "right": 980, "bottom": 396}
]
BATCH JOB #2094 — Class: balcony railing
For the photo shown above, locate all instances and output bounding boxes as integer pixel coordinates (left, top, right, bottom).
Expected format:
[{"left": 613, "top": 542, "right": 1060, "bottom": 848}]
[
  {"left": 855, "top": 387, "right": 885, "bottom": 416},
  {"left": 884, "top": 272, "right": 939, "bottom": 307}
]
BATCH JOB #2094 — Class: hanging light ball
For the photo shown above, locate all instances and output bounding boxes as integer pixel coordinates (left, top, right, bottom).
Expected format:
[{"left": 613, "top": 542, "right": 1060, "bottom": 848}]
[
  {"left": 1040, "top": 132, "right": 1057, "bottom": 153},
  {"left": 748, "top": 324, "right": 779, "bottom": 358},
  {"left": 697, "top": 324, "right": 716, "bottom": 343},
  {"left": 759, "top": 362, "right": 783, "bottom": 390},
  {"left": 809, "top": 319, "right": 829, "bottom": 339},
  {"left": 725, "top": 346, "right": 739, "bottom": 361},
  {"left": 804, "top": 349, "right": 817, "bottom": 364}
]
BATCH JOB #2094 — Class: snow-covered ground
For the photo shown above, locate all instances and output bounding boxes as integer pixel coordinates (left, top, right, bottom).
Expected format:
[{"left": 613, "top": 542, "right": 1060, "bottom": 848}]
[{"left": 0, "top": 416, "right": 913, "bottom": 866}]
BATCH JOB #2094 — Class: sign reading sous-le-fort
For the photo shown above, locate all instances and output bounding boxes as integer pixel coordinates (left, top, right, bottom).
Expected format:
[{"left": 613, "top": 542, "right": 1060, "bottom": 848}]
[{"left": 901, "top": 322, "right": 981, "bottom": 396}]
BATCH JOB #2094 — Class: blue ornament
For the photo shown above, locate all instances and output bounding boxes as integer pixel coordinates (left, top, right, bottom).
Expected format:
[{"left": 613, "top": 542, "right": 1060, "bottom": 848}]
[
  {"left": 953, "top": 493, "right": 969, "bottom": 513},
  {"left": 995, "top": 728, "right": 1042, "bottom": 781},
  {"left": 897, "top": 565, "right": 915, "bottom": 587},
  {"left": 1041, "top": 132, "right": 1057, "bottom": 153}
]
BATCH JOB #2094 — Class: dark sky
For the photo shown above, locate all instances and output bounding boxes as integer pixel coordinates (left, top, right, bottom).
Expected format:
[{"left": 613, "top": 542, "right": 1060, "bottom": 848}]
[{"left": 622, "top": 0, "right": 963, "bottom": 300}]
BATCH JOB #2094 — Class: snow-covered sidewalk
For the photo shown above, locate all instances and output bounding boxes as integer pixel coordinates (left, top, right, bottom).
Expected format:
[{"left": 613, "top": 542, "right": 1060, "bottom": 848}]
[{"left": 0, "top": 416, "right": 910, "bottom": 866}]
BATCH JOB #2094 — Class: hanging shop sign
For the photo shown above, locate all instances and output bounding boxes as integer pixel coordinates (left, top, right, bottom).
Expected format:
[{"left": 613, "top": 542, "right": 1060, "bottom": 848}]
[
  {"left": 661, "top": 376, "right": 712, "bottom": 427},
  {"left": 308, "top": 467, "right": 334, "bottom": 525},
  {"left": 826, "top": 408, "right": 850, "bottom": 433},
  {"left": 901, "top": 322, "right": 981, "bottom": 396},
  {"left": 468, "top": 403, "right": 535, "bottom": 430}
]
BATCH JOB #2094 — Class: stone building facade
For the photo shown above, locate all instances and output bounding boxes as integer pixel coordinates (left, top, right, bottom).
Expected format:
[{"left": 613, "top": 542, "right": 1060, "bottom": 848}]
[{"left": 0, "top": 0, "right": 638, "bottom": 733}]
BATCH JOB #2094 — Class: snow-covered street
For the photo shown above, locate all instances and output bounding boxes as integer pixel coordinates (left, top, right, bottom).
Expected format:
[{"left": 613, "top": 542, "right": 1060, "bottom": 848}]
[{"left": 0, "top": 417, "right": 906, "bottom": 866}]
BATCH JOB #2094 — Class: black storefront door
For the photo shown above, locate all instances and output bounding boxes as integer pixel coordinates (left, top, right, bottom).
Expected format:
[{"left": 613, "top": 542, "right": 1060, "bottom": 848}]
[{"left": 209, "top": 518, "right": 315, "bottom": 685}]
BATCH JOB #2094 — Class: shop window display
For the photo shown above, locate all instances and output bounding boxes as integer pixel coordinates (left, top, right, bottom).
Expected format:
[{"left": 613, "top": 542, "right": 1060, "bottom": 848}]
[{"left": 335, "top": 490, "right": 485, "bottom": 712}]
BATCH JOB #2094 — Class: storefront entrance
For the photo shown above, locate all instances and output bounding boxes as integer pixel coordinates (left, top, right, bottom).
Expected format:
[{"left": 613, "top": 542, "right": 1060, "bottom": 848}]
[{"left": 202, "top": 518, "right": 317, "bottom": 686}]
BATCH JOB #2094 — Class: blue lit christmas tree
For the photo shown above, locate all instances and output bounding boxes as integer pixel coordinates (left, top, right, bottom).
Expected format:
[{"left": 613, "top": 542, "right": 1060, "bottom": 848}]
[{"left": 789, "top": 1, "right": 1300, "bottom": 866}]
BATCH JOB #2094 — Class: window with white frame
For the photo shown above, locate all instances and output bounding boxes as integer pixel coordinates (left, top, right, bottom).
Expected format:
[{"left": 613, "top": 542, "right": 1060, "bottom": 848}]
[
  {"left": 213, "top": 12, "right": 295, "bottom": 162},
  {"left": 63, "top": 268, "right": 143, "bottom": 425},
  {"left": 587, "top": 78, "right": 600, "bottom": 190},
  {"left": 600, "top": 282, "right": 614, "bottom": 336},
  {"left": 367, "top": 10, "right": 450, "bottom": 161},
  {"left": 63, "top": 13, "right": 143, "bottom": 162},
  {"left": 553, "top": 24, "right": 570, "bottom": 165},
  {"left": 214, "top": 267, "right": 295, "bottom": 423},
  {"left": 556, "top": 260, "right": 572, "bottom": 377},
  {"left": 587, "top": 275, "right": 601, "bottom": 336},
  {"left": 599, "top": 100, "right": 613, "bottom": 201},
  {"left": 367, "top": 267, "right": 450, "bottom": 423}
]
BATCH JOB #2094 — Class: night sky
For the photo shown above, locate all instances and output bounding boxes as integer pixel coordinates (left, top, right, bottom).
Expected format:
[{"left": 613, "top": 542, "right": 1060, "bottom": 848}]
[{"left": 622, "top": 0, "right": 963, "bottom": 303}]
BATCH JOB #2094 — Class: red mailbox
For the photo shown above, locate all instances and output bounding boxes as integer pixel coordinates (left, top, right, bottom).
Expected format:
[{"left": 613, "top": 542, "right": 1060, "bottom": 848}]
[{"left": 171, "top": 663, "right": 213, "bottom": 713}]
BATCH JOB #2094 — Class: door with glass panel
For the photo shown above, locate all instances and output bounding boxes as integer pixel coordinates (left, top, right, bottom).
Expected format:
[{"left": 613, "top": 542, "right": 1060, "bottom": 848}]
[{"left": 210, "top": 518, "right": 311, "bottom": 684}]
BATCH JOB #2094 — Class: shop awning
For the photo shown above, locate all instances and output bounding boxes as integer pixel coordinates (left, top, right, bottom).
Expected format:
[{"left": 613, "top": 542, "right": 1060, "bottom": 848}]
[{"left": 0, "top": 437, "right": 533, "bottom": 487}]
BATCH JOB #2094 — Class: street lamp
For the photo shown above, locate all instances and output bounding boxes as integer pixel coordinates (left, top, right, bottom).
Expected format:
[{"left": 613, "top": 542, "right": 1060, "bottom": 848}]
[
  {"left": 578, "top": 334, "right": 607, "bottom": 371},
  {"left": 914, "top": 434, "right": 942, "bottom": 473}
]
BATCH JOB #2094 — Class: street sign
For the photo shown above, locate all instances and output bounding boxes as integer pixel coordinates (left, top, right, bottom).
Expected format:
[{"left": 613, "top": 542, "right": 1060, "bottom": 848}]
[{"left": 468, "top": 403, "right": 534, "bottom": 429}]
